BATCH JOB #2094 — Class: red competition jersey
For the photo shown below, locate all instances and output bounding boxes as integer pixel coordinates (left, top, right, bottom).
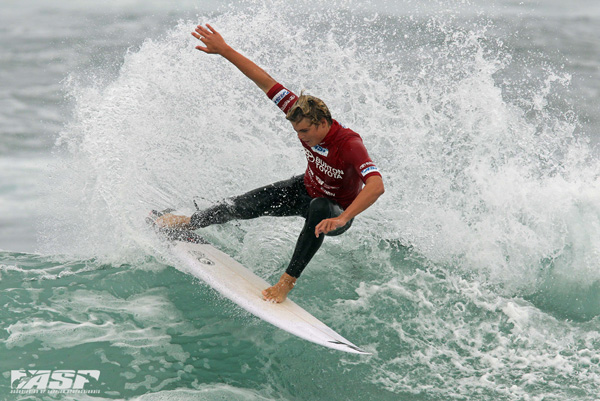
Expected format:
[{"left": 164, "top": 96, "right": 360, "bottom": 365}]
[{"left": 267, "top": 83, "right": 382, "bottom": 209}]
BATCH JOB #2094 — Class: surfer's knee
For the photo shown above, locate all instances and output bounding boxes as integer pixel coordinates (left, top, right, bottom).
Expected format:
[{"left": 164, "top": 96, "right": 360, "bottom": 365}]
[
  {"left": 307, "top": 198, "right": 352, "bottom": 237},
  {"left": 307, "top": 197, "right": 349, "bottom": 234},
  {"left": 307, "top": 197, "right": 335, "bottom": 221}
]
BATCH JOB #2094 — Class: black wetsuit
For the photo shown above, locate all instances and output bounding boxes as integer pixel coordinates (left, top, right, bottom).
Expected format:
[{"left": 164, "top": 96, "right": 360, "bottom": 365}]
[{"left": 189, "top": 175, "right": 352, "bottom": 278}]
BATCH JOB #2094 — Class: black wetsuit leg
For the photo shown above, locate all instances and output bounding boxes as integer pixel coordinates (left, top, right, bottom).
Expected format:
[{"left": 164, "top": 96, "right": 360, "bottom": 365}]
[
  {"left": 189, "top": 175, "right": 353, "bottom": 279},
  {"left": 285, "top": 197, "right": 353, "bottom": 278},
  {"left": 189, "top": 175, "right": 311, "bottom": 228}
]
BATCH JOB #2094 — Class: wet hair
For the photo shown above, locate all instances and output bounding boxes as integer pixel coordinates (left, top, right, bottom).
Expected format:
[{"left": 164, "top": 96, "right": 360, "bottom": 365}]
[{"left": 286, "top": 92, "right": 333, "bottom": 126}]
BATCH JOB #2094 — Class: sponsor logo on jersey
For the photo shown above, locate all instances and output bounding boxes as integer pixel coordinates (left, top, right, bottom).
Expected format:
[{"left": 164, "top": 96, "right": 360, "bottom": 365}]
[
  {"left": 315, "top": 155, "right": 343, "bottom": 179},
  {"left": 315, "top": 174, "right": 339, "bottom": 190},
  {"left": 359, "top": 161, "right": 375, "bottom": 170},
  {"left": 312, "top": 144, "right": 329, "bottom": 157},
  {"left": 321, "top": 188, "right": 336, "bottom": 197},
  {"left": 307, "top": 172, "right": 336, "bottom": 197},
  {"left": 360, "top": 166, "right": 379, "bottom": 176},
  {"left": 303, "top": 149, "right": 343, "bottom": 179},
  {"left": 304, "top": 148, "right": 315, "bottom": 162}
]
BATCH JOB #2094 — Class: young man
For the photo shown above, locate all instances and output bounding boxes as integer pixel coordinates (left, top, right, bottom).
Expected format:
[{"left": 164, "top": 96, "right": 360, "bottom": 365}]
[{"left": 157, "top": 24, "right": 384, "bottom": 303}]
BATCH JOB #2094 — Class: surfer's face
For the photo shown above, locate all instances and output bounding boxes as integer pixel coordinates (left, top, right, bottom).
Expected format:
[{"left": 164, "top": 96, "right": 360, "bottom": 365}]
[{"left": 291, "top": 118, "right": 330, "bottom": 147}]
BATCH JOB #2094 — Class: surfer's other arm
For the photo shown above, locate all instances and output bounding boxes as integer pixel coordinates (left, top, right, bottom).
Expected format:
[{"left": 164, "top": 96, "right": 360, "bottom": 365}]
[
  {"left": 315, "top": 175, "right": 385, "bottom": 237},
  {"left": 192, "top": 24, "right": 277, "bottom": 93}
]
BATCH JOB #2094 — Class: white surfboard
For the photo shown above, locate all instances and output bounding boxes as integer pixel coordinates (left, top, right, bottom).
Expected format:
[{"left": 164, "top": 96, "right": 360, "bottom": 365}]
[{"left": 162, "top": 232, "right": 370, "bottom": 355}]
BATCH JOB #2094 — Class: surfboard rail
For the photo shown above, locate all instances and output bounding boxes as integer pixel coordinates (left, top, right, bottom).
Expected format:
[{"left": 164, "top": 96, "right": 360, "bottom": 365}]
[
  {"left": 147, "top": 210, "right": 369, "bottom": 354},
  {"left": 171, "top": 239, "right": 370, "bottom": 355}
]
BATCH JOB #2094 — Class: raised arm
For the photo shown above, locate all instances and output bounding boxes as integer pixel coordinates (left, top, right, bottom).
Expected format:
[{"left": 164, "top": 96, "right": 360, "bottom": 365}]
[{"left": 192, "top": 24, "right": 277, "bottom": 93}]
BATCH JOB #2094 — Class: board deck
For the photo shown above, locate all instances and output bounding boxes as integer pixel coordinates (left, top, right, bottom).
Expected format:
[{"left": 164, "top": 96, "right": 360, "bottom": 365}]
[{"left": 161, "top": 229, "right": 370, "bottom": 355}]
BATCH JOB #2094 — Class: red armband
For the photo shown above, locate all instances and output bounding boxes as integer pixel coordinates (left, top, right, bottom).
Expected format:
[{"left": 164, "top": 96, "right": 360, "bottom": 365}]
[{"left": 267, "top": 83, "right": 298, "bottom": 114}]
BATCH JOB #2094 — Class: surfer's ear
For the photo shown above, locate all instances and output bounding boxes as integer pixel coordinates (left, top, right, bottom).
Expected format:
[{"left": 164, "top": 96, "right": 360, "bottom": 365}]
[{"left": 317, "top": 117, "right": 329, "bottom": 128}]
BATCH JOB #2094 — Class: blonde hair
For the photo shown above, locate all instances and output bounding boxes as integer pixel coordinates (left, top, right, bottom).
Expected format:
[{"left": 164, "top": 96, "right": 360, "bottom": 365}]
[{"left": 286, "top": 92, "right": 332, "bottom": 126}]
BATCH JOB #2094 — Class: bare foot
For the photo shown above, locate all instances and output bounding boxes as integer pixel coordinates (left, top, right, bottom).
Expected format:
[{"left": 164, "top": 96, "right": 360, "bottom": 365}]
[
  {"left": 155, "top": 213, "right": 191, "bottom": 228},
  {"left": 262, "top": 273, "right": 297, "bottom": 303}
]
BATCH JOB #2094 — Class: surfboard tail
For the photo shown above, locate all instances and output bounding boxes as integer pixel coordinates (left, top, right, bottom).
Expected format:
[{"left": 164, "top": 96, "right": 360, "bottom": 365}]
[{"left": 327, "top": 340, "right": 371, "bottom": 355}]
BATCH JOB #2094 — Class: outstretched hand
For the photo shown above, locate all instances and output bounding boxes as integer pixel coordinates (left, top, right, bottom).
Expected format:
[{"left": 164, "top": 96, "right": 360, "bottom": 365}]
[{"left": 192, "top": 24, "right": 230, "bottom": 54}]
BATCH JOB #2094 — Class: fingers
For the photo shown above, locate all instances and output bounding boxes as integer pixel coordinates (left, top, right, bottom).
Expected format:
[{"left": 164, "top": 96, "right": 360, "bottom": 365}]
[
  {"left": 193, "top": 24, "right": 212, "bottom": 39},
  {"left": 315, "top": 221, "right": 323, "bottom": 237},
  {"left": 191, "top": 27, "right": 208, "bottom": 52},
  {"left": 191, "top": 26, "right": 207, "bottom": 46},
  {"left": 315, "top": 220, "right": 332, "bottom": 237},
  {"left": 315, "top": 217, "right": 347, "bottom": 237},
  {"left": 191, "top": 24, "right": 221, "bottom": 53}
]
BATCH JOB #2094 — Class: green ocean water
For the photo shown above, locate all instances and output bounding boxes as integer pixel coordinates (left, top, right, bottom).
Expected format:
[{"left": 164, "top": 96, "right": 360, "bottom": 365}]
[{"left": 2, "top": 0, "right": 600, "bottom": 399}]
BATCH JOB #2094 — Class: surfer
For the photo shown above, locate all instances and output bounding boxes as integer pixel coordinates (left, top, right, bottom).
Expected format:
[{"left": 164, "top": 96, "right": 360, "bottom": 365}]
[{"left": 157, "top": 24, "right": 384, "bottom": 303}]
